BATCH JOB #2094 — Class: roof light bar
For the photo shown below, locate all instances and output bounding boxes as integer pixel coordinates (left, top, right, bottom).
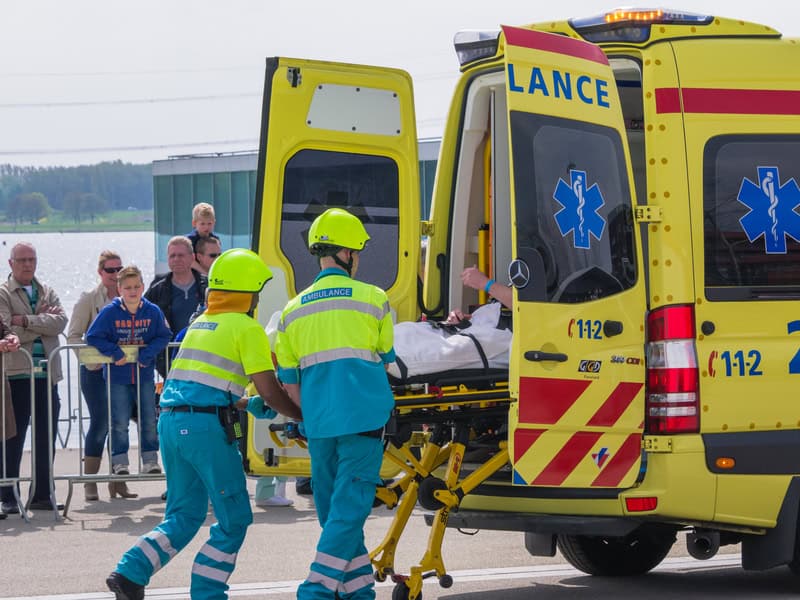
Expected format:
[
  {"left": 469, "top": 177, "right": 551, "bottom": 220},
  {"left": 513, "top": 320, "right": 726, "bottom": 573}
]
[
  {"left": 570, "top": 7, "right": 713, "bottom": 43},
  {"left": 453, "top": 30, "right": 501, "bottom": 67}
]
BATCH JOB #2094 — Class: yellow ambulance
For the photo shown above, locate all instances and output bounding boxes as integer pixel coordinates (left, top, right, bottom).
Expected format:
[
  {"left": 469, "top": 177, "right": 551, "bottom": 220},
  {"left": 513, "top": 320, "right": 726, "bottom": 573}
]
[{"left": 250, "top": 7, "right": 800, "bottom": 584}]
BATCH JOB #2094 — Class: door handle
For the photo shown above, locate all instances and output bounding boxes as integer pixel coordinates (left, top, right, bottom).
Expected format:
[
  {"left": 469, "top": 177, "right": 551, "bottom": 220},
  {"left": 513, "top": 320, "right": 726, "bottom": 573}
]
[
  {"left": 525, "top": 351, "right": 568, "bottom": 362},
  {"left": 603, "top": 320, "right": 624, "bottom": 337}
]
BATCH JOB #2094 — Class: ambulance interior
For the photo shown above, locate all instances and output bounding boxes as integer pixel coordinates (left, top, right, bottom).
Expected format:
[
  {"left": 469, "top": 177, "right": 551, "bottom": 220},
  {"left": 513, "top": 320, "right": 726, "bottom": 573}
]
[{"left": 448, "top": 57, "right": 645, "bottom": 317}]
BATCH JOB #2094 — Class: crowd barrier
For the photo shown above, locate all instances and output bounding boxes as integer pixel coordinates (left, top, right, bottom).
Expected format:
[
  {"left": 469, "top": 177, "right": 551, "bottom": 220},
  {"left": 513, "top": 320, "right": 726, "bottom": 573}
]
[
  {"left": 0, "top": 349, "right": 36, "bottom": 522},
  {"left": 0, "top": 342, "right": 186, "bottom": 521}
]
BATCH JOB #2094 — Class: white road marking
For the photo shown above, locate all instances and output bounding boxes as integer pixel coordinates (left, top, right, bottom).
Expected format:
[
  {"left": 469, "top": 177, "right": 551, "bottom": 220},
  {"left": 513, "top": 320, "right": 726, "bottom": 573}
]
[{"left": 5, "top": 554, "right": 743, "bottom": 599}]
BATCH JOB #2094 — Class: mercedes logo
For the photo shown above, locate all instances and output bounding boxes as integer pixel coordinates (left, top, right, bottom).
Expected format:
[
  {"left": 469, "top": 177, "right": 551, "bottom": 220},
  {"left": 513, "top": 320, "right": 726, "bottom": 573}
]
[{"left": 508, "top": 259, "right": 530, "bottom": 289}]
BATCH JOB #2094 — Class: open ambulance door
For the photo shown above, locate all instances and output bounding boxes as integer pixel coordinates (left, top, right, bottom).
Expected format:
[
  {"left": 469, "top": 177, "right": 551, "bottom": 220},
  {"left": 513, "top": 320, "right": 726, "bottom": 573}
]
[
  {"left": 247, "top": 57, "right": 421, "bottom": 477},
  {"left": 502, "top": 27, "right": 648, "bottom": 491}
]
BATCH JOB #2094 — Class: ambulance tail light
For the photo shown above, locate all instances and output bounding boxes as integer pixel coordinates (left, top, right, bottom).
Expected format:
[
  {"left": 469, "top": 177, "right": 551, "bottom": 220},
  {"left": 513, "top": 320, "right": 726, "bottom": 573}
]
[{"left": 645, "top": 304, "right": 699, "bottom": 434}]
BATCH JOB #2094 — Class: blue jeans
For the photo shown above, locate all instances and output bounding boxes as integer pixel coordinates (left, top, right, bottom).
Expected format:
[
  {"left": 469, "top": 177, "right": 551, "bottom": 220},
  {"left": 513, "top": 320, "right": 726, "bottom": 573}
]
[
  {"left": 109, "top": 381, "right": 158, "bottom": 468},
  {"left": 81, "top": 367, "right": 108, "bottom": 458}
]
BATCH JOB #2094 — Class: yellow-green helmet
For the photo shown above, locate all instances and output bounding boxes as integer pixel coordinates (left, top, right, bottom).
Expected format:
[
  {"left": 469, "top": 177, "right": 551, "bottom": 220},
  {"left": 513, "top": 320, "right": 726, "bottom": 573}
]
[
  {"left": 208, "top": 248, "right": 273, "bottom": 293},
  {"left": 308, "top": 208, "right": 370, "bottom": 255}
]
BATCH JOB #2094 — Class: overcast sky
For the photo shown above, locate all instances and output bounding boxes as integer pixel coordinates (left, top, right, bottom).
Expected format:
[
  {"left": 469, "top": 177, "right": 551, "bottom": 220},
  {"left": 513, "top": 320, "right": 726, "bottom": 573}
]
[{"left": 2, "top": 0, "right": 797, "bottom": 167}]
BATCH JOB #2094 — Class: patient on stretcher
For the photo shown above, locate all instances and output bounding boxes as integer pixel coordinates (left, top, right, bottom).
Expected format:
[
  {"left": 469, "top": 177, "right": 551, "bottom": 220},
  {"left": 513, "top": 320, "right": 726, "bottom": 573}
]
[{"left": 387, "top": 301, "right": 512, "bottom": 382}]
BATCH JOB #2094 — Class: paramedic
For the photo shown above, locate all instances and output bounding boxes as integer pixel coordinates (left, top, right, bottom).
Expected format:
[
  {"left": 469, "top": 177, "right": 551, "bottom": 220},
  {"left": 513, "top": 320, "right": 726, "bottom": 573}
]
[
  {"left": 276, "top": 208, "right": 395, "bottom": 600},
  {"left": 105, "top": 248, "right": 302, "bottom": 600}
]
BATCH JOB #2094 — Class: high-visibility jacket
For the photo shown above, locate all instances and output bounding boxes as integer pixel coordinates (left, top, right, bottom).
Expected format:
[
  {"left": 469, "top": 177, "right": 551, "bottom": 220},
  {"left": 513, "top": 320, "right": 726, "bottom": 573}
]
[
  {"left": 161, "top": 311, "right": 274, "bottom": 408},
  {"left": 276, "top": 268, "right": 395, "bottom": 438}
]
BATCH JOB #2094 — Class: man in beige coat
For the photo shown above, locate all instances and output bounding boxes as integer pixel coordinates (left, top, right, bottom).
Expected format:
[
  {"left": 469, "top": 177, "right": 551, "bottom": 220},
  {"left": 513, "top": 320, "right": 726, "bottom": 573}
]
[{"left": 0, "top": 242, "right": 67, "bottom": 514}]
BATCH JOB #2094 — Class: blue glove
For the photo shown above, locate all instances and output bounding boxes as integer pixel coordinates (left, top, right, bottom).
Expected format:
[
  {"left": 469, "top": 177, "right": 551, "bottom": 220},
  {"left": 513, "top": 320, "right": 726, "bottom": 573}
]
[
  {"left": 298, "top": 421, "right": 307, "bottom": 438},
  {"left": 246, "top": 395, "right": 278, "bottom": 420}
]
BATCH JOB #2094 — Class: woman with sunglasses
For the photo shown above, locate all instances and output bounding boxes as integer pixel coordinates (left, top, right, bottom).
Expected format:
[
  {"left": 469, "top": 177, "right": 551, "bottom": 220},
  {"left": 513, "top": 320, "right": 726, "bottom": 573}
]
[{"left": 67, "top": 250, "right": 137, "bottom": 501}]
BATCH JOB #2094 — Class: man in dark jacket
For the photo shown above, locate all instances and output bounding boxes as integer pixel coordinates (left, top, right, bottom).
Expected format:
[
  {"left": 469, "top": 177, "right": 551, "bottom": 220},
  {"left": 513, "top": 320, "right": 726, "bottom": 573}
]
[{"left": 145, "top": 236, "right": 207, "bottom": 378}]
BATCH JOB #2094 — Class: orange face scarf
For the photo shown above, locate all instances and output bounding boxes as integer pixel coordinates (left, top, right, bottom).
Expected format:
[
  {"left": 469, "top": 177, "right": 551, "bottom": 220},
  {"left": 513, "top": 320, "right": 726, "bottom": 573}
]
[{"left": 205, "top": 290, "right": 254, "bottom": 315}]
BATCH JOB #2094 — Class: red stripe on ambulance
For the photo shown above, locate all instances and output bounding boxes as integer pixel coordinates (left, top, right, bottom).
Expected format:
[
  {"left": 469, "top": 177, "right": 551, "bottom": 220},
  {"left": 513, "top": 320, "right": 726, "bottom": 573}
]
[
  {"left": 502, "top": 26, "right": 609, "bottom": 65},
  {"left": 656, "top": 87, "right": 800, "bottom": 115},
  {"left": 518, "top": 377, "right": 591, "bottom": 425},
  {"left": 591, "top": 433, "right": 642, "bottom": 487},
  {"left": 513, "top": 429, "right": 545, "bottom": 464},
  {"left": 586, "top": 381, "right": 643, "bottom": 427},
  {"left": 532, "top": 431, "right": 602, "bottom": 486}
]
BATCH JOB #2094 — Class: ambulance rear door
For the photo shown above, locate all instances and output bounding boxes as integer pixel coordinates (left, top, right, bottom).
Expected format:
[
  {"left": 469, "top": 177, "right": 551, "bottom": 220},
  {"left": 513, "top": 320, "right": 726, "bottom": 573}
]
[
  {"left": 248, "top": 58, "right": 420, "bottom": 476},
  {"left": 503, "top": 27, "right": 648, "bottom": 490}
]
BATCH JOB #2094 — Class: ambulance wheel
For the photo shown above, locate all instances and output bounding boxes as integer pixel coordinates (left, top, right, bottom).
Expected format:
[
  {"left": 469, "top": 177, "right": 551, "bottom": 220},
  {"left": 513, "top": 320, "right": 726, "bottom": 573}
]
[
  {"left": 391, "top": 581, "right": 420, "bottom": 600},
  {"left": 417, "top": 477, "right": 448, "bottom": 511},
  {"left": 556, "top": 525, "right": 676, "bottom": 576}
]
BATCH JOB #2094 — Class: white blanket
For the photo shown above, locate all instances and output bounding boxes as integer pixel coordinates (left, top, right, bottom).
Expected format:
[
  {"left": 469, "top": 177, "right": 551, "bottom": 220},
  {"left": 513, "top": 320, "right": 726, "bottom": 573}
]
[{"left": 387, "top": 303, "right": 512, "bottom": 380}]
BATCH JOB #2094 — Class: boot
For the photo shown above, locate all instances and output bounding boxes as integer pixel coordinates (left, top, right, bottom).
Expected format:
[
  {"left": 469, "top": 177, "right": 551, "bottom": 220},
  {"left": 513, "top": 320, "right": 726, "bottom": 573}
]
[
  {"left": 84, "top": 456, "right": 102, "bottom": 501},
  {"left": 108, "top": 481, "right": 138, "bottom": 499}
]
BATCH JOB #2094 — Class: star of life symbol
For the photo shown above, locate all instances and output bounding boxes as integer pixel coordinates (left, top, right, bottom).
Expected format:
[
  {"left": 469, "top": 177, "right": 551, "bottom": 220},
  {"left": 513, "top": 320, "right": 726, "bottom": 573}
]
[
  {"left": 553, "top": 169, "right": 606, "bottom": 249},
  {"left": 592, "top": 447, "right": 610, "bottom": 469},
  {"left": 737, "top": 166, "right": 800, "bottom": 254}
]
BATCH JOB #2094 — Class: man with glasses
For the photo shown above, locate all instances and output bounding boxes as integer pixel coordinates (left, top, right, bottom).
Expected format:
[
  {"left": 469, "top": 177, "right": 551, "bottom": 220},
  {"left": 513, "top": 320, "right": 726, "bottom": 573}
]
[
  {"left": 145, "top": 236, "right": 207, "bottom": 380},
  {"left": 193, "top": 236, "right": 222, "bottom": 276},
  {"left": 0, "top": 242, "right": 68, "bottom": 514}
]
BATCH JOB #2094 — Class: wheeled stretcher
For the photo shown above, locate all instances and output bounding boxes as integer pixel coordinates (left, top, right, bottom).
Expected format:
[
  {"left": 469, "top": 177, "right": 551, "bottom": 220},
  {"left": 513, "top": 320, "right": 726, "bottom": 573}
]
[
  {"left": 244, "top": 368, "right": 514, "bottom": 600},
  {"left": 371, "top": 370, "right": 513, "bottom": 600}
]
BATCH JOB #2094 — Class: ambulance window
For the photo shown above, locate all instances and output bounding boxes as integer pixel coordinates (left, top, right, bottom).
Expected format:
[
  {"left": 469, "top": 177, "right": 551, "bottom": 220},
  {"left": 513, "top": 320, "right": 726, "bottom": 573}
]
[
  {"left": 510, "top": 112, "right": 636, "bottom": 304},
  {"left": 280, "top": 149, "right": 399, "bottom": 292},
  {"left": 704, "top": 135, "right": 800, "bottom": 300}
]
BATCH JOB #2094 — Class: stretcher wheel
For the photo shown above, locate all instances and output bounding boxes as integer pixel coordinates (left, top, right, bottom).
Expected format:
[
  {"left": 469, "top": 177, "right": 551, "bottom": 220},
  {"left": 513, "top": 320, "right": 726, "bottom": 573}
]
[
  {"left": 374, "top": 570, "right": 387, "bottom": 582},
  {"left": 417, "top": 477, "right": 448, "bottom": 511},
  {"left": 391, "top": 581, "right": 420, "bottom": 600},
  {"left": 438, "top": 574, "right": 453, "bottom": 588}
]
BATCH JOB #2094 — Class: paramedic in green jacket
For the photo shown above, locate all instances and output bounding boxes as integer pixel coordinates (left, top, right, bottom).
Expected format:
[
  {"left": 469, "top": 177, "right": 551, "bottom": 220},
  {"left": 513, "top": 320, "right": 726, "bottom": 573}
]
[
  {"left": 106, "top": 249, "right": 302, "bottom": 600},
  {"left": 276, "top": 208, "right": 395, "bottom": 600}
]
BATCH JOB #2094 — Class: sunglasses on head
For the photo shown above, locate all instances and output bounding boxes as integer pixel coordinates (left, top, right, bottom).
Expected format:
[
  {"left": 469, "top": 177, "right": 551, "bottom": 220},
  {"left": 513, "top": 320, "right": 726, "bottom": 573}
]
[
  {"left": 206, "top": 253, "right": 221, "bottom": 258},
  {"left": 102, "top": 266, "right": 124, "bottom": 274}
]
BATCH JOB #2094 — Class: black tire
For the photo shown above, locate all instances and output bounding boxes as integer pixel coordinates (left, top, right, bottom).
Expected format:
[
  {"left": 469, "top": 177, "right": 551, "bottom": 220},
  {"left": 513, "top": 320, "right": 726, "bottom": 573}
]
[
  {"left": 392, "top": 581, "right": 421, "bottom": 600},
  {"left": 417, "top": 477, "right": 448, "bottom": 511},
  {"left": 557, "top": 525, "right": 677, "bottom": 576}
]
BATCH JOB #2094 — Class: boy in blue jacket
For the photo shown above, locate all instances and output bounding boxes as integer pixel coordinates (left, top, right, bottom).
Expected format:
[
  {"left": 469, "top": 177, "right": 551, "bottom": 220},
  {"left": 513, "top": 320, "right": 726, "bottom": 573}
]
[{"left": 87, "top": 265, "right": 172, "bottom": 477}]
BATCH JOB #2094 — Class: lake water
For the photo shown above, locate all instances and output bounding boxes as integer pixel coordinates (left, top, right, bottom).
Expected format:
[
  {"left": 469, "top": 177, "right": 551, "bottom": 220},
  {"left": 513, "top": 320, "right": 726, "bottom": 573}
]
[
  {"left": 1, "top": 231, "right": 156, "bottom": 449},
  {"left": 0, "top": 231, "right": 155, "bottom": 318}
]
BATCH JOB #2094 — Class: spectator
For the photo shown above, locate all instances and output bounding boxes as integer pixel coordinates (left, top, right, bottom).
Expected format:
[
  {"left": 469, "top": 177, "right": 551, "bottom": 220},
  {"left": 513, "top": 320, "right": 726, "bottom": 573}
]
[
  {"left": 0, "top": 242, "right": 68, "bottom": 513},
  {"left": 67, "top": 250, "right": 137, "bottom": 501},
  {"left": 86, "top": 266, "right": 172, "bottom": 480},
  {"left": 145, "top": 236, "right": 207, "bottom": 379},
  {"left": 194, "top": 236, "right": 222, "bottom": 276},
  {"left": 0, "top": 316, "right": 20, "bottom": 519},
  {"left": 185, "top": 202, "right": 220, "bottom": 273}
]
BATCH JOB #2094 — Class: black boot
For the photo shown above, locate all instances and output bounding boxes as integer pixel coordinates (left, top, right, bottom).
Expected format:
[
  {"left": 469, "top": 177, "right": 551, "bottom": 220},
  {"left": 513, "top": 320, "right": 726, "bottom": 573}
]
[{"left": 106, "top": 571, "right": 144, "bottom": 600}]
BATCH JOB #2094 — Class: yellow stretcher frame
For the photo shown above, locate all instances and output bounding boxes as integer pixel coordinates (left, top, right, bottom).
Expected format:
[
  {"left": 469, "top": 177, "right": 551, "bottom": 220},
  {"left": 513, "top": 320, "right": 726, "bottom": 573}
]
[
  {"left": 245, "top": 375, "right": 514, "bottom": 600},
  {"left": 371, "top": 380, "right": 512, "bottom": 600}
]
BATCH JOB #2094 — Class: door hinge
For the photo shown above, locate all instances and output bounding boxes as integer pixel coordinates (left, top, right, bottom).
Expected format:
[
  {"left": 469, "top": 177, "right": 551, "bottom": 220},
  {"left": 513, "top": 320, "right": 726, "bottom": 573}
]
[
  {"left": 634, "top": 205, "right": 662, "bottom": 223},
  {"left": 642, "top": 436, "right": 673, "bottom": 453},
  {"left": 286, "top": 67, "right": 302, "bottom": 88},
  {"left": 421, "top": 220, "right": 435, "bottom": 237}
]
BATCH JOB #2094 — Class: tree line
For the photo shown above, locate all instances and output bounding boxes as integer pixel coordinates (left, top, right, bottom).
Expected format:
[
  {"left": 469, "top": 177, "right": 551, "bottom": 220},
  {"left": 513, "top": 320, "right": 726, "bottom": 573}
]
[{"left": 0, "top": 161, "right": 152, "bottom": 224}]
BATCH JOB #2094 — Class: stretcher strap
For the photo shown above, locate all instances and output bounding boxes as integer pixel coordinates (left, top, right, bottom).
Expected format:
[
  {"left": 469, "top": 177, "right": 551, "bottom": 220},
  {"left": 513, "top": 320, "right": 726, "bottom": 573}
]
[
  {"left": 455, "top": 331, "right": 489, "bottom": 372},
  {"left": 394, "top": 355, "right": 410, "bottom": 381}
]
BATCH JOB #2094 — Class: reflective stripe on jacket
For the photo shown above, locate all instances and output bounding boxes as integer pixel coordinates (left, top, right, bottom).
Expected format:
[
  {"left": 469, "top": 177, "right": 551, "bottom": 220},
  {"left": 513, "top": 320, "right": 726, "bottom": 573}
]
[
  {"left": 276, "top": 268, "right": 395, "bottom": 438},
  {"left": 161, "top": 311, "right": 274, "bottom": 407}
]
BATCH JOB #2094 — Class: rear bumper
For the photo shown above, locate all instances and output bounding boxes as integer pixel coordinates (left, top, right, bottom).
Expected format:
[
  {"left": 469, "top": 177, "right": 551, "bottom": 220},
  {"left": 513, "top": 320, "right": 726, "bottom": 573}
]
[{"left": 424, "top": 510, "right": 643, "bottom": 536}]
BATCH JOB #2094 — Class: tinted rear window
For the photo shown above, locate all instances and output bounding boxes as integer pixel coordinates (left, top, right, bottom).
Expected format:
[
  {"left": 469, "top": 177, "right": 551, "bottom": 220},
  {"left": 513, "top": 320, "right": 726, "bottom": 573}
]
[
  {"left": 704, "top": 135, "right": 800, "bottom": 301},
  {"left": 281, "top": 149, "right": 399, "bottom": 292},
  {"left": 510, "top": 112, "right": 637, "bottom": 304}
]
